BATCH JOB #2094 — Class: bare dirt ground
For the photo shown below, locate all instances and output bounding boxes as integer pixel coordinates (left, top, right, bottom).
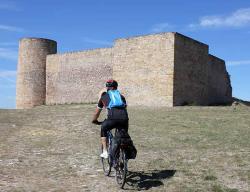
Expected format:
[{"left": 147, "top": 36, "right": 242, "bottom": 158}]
[{"left": 0, "top": 104, "right": 249, "bottom": 192}]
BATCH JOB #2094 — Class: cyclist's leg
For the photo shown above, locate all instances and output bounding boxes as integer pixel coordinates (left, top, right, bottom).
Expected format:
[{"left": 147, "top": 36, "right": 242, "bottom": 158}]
[
  {"left": 101, "top": 119, "right": 116, "bottom": 152},
  {"left": 116, "top": 119, "right": 129, "bottom": 134}
]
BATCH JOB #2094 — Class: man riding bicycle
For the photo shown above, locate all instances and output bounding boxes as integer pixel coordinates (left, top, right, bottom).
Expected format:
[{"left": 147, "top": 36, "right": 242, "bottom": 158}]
[{"left": 92, "top": 79, "right": 129, "bottom": 159}]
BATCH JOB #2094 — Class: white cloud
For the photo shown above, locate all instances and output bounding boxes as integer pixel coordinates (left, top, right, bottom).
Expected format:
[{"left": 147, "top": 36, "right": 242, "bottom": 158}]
[
  {"left": 0, "top": 1, "right": 20, "bottom": 11},
  {"left": 82, "top": 37, "right": 112, "bottom": 46},
  {"left": 0, "top": 42, "right": 17, "bottom": 46},
  {"left": 190, "top": 8, "right": 250, "bottom": 29},
  {"left": 0, "top": 77, "right": 16, "bottom": 84},
  {"left": 0, "top": 70, "right": 16, "bottom": 85},
  {"left": 226, "top": 60, "right": 250, "bottom": 66},
  {"left": 0, "top": 48, "right": 18, "bottom": 60},
  {"left": 150, "top": 23, "right": 173, "bottom": 33},
  {"left": 0, "top": 70, "right": 16, "bottom": 78},
  {"left": 0, "top": 24, "right": 24, "bottom": 32}
]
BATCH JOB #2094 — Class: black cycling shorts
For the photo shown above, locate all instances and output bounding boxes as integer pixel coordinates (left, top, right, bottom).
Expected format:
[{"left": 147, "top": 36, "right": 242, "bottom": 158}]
[{"left": 101, "top": 119, "right": 129, "bottom": 137}]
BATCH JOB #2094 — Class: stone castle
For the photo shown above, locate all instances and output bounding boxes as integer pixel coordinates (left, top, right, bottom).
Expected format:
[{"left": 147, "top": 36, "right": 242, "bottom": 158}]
[{"left": 16, "top": 32, "right": 232, "bottom": 109}]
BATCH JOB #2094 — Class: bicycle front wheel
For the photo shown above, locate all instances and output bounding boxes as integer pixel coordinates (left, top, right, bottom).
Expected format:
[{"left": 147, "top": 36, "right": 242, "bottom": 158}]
[{"left": 115, "top": 149, "right": 127, "bottom": 189}]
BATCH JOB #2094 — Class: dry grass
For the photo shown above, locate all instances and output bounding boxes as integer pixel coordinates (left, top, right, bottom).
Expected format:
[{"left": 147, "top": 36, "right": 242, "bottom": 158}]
[{"left": 0, "top": 104, "right": 249, "bottom": 191}]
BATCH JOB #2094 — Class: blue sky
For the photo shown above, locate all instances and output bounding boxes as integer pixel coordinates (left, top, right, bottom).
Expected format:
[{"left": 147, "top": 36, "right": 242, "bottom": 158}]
[{"left": 0, "top": 0, "right": 250, "bottom": 108}]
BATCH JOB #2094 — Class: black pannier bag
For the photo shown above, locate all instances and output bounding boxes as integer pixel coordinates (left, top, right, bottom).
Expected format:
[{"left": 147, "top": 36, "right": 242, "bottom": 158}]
[
  {"left": 110, "top": 130, "right": 137, "bottom": 160},
  {"left": 123, "top": 138, "right": 137, "bottom": 159}
]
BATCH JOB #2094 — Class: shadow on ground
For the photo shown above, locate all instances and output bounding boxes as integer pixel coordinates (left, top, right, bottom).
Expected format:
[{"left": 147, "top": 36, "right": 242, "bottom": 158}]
[{"left": 125, "top": 169, "right": 176, "bottom": 190}]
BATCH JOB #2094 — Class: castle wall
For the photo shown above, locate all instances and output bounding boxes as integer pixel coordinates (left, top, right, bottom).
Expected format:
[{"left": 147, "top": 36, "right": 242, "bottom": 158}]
[
  {"left": 46, "top": 48, "right": 112, "bottom": 105},
  {"left": 173, "top": 33, "right": 210, "bottom": 106},
  {"left": 16, "top": 32, "right": 233, "bottom": 108},
  {"left": 113, "top": 33, "right": 175, "bottom": 107},
  {"left": 208, "top": 55, "right": 232, "bottom": 104},
  {"left": 16, "top": 38, "right": 57, "bottom": 109}
]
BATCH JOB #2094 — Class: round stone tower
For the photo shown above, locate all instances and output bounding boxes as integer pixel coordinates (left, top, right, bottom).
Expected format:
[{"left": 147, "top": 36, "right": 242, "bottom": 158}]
[{"left": 16, "top": 38, "right": 57, "bottom": 109}]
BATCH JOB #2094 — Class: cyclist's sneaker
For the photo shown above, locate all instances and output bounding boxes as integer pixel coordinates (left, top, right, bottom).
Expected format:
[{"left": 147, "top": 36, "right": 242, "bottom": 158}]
[{"left": 100, "top": 151, "right": 108, "bottom": 159}]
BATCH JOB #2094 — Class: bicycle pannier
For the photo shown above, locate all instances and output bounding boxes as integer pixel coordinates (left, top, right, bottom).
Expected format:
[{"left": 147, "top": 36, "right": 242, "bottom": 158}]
[
  {"left": 110, "top": 132, "right": 137, "bottom": 160},
  {"left": 119, "top": 130, "right": 137, "bottom": 159}
]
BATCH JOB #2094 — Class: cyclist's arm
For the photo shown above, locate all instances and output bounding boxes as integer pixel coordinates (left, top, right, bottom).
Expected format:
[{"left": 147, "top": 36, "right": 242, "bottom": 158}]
[
  {"left": 121, "top": 95, "right": 127, "bottom": 108},
  {"left": 92, "top": 98, "right": 104, "bottom": 124},
  {"left": 92, "top": 108, "right": 102, "bottom": 124}
]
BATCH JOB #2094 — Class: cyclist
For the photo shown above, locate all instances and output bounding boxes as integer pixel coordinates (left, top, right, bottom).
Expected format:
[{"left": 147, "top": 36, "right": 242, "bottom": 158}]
[{"left": 92, "top": 79, "right": 129, "bottom": 159}]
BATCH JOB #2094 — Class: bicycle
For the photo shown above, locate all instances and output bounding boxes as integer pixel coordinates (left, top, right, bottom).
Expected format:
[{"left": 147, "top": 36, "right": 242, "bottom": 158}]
[{"left": 100, "top": 127, "right": 128, "bottom": 189}]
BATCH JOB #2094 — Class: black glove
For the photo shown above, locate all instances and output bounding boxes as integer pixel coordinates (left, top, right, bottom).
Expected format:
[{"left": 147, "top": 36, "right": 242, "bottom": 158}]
[{"left": 92, "top": 120, "right": 102, "bottom": 125}]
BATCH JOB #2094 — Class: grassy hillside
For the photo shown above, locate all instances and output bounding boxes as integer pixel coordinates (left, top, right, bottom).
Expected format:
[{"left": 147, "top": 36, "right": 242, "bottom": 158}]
[{"left": 0, "top": 105, "right": 249, "bottom": 192}]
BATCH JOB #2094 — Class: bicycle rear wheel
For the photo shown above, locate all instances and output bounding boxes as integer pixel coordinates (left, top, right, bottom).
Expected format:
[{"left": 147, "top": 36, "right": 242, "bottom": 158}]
[
  {"left": 101, "top": 145, "right": 112, "bottom": 176},
  {"left": 115, "top": 149, "right": 127, "bottom": 189}
]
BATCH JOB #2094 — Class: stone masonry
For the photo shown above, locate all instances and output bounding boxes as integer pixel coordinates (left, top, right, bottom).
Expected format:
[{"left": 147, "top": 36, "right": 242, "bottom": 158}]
[
  {"left": 16, "top": 38, "right": 57, "bottom": 109},
  {"left": 113, "top": 33, "right": 175, "bottom": 107},
  {"left": 46, "top": 48, "right": 112, "bottom": 105},
  {"left": 16, "top": 32, "right": 232, "bottom": 109}
]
